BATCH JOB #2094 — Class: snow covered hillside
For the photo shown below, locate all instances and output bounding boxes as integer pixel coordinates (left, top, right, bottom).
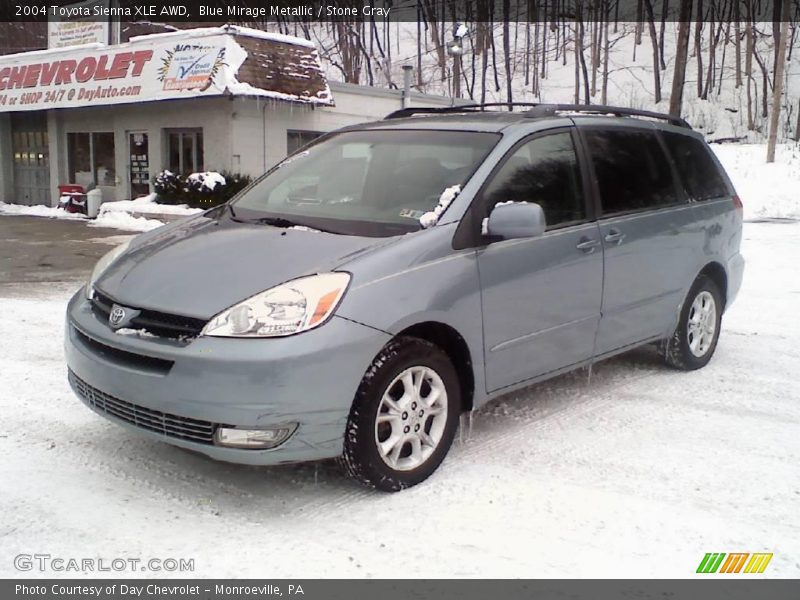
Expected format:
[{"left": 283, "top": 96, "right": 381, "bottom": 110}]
[
  {"left": 276, "top": 19, "right": 800, "bottom": 144},
  {"left": 712, "top": 143, "right": 800, "bottom": 220}
]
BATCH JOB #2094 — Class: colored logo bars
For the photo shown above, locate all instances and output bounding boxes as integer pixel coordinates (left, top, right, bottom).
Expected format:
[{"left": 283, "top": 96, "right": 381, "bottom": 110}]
[{"left": 696, "top": 552, "right": 773, "bottom": 574}]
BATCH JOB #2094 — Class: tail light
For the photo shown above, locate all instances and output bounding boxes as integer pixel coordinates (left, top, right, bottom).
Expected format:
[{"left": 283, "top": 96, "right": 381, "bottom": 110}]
[{"left": 732, "top": 195, "right": 743, "bottom": 212}]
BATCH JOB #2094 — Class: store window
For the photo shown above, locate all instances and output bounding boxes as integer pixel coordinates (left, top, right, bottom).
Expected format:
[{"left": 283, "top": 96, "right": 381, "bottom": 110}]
[
  {"left": 287, "top": 130, "right": 323, "bottom": 155},
  {"left": 67, "top": 132, "right": 116, "bottom": 188},
  {"left": 166, "top": 129, "right": 204, "bottom": 174}
]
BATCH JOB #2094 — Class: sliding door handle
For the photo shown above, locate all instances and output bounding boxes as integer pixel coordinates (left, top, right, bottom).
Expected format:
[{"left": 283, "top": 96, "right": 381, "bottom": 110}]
[
  {"left": 604, "top": 229, "right": 625, "bottom": 245},
  {"left": 576, "top": 237, "right": 600, "bottom": 253}
]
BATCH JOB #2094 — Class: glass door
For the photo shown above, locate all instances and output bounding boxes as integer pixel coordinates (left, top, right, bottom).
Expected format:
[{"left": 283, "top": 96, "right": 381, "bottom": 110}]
[{"left": 129, "top": 132, "right": 150, "bottom": 198}]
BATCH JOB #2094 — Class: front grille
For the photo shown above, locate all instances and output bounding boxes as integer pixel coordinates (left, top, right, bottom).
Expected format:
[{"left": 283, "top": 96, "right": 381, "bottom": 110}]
[
  {"left": 92, "top": 290, "right": 206, "bottom": 339},
  {"left": 74, "top": 328, "right": 173, "bottom": 374},
  {"left": 69, "top": 370, "right": 218, "bottom": 445}
]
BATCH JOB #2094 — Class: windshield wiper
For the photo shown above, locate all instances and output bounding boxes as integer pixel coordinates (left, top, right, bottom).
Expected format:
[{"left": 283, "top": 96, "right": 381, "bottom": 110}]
[{"left": 236, "top": 215, "right": 338, "bottom": 234}]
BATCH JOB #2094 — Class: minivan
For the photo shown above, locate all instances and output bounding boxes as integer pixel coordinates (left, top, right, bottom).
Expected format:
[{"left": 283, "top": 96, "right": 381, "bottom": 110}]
[{"left": 65, "top": 104, "right": 744, "bottom": 491}]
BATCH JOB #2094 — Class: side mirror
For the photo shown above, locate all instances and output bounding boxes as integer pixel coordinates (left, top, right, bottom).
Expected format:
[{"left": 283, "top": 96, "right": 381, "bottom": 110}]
[{"left": 485, "top": 202, "right": 546, "bottom": 240}]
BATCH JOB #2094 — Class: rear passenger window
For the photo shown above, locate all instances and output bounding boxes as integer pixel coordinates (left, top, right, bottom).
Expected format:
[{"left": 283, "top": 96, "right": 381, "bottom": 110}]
[
  {"left": 661, "top": 132, "right": 729, "bottom": 201},
  {"left": 584, "top": 128, "right": 683, "bottom": 215},
  {"left": 483, "top": 132, "right": 586, "bottom": 228}
]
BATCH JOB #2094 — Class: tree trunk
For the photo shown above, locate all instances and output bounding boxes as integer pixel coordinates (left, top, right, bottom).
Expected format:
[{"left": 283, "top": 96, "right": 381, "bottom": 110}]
[
  {"left": 524, "top": 20, "right": 531, "bottom": 86},
  {"left": 574, "top": 20, "right": 580, "bottom": 104},
  {"left": 767, "top": 1, "right": 790, "bottom": 163},
  {"left": 753, "top": 44, "right": 770, "bottom": 119},
  {"left": 503, "top": 0, "right": 513, "bottom": 105},
  {"left": 659, "top": 0, "right": 668, "bottom": 70},
  {"left": 745, "top": 9, "right": 754, "bottom": 129},
  {"left": 578, "top": 15, "right": 591, "bottom": 104},
  {"left": 591, "top": 8, "right": 599, "bottom": 97},
  {"left": 602, "top": 1, "right": 610, "bottom": 105},
  {"left": 717, "top": 19, "right": 730, "bottom": 96},
  {"left": 541, "top": 0, "right": 549, "bottom": 80},
  {"left": 703, "top": 19, "right": 724, "bottom": 100},
  {"left": 734, "top": 1, "right": 742, "bottom": 87},
  {"left": 644, "top": 0, "right": 662, "bottom": 103},
  {"left": 694, "top": 0, "right": 704, "bottom": 98},
  {"left": 795, "top": 99, "right": 800, "bottom": 141},
  {"left": 635, "top": 0, "right": 644, "bottom": 48},
  {"left": 533, "top": 17, "right": 541, "bottom": 95},
  {"left": 669, "top": 0, "right": 693, "bottom": 117}
]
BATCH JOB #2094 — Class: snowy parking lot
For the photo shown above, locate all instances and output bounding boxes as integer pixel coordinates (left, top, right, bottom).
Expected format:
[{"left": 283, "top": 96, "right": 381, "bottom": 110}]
[{"left": 0, "top": 215, "right": 798, "bottom": 578}]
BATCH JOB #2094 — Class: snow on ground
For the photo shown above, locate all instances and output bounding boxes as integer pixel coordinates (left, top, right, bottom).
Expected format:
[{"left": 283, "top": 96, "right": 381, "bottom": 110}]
[
  {"left": 0, "top": 220, "right": 798, "bottom": 578},
  {"left": 0, "top": 202, "right": 88, "bottom": 221},
  {"left": 98, "top": 194, "right": 203, "bottom": 217},
  {"left": 711, "top": 144, "right": 800, "bottom": 221},
  {"left": 0, "top": 195, "right": 200, "bottom": 233},
  {"left": 91, "top": 210, "right": 165, "bottom": 232}
]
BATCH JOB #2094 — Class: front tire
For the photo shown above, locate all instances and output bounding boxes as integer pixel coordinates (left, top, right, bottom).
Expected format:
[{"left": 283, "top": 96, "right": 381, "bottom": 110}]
[
  {"left": 660, "top": 275, "right": 723, "bottom": 371},
  {"left": 343, "top": 337, "right": 461, "bottom": 492}
]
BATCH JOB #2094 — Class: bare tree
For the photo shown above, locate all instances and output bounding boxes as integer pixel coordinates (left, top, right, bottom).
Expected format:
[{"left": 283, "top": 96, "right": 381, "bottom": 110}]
[
  {"left": 644, "top": 0, "right": 662, "bottom": 103},
  {"left": 602, "top": 0, "right": 611, "bottom": 104},
  {"left": 503, "top": 0, "right": 513, "bottom": 104},
  {"left": 734, "top": 0, "right": 743, "bottom": 87},
  {"left": 767, "top": 0, "right": 791, "bottom": 162},
  {"left": 745, "top": 2, "right": 755, "bottom": 128},
  {"left": 669, "top": 0, "right": 694, "bottom": 116},
  {"left": 694, "top": 1, "right": 704, "bottom": 98}
]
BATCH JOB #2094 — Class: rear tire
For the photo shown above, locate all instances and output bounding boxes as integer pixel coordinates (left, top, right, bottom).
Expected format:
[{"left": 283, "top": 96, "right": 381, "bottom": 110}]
[
  {"left": 343, "top": 337, "right": 460, "bottom": 492},
  {"left": 660, "top": 275, "right": 723, "bottom": 371}
]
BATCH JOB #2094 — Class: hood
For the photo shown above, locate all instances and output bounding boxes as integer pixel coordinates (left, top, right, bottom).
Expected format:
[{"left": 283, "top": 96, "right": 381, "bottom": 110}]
[{"left": 96, "top": 213, "right": 387, "bottom": 319}]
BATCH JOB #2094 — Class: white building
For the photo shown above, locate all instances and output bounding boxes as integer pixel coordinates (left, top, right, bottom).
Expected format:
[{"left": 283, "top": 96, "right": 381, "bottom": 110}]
[{"left": 0, "top": 25, "right": 454, "bottom": 206}]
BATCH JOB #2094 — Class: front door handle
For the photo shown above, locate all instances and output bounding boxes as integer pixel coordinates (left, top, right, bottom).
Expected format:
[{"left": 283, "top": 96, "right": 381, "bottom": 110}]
[
  {"left": 576, "top": 237, "right": 600, "bottom": 253},
  {"left": 604, "top": 229, "right": 625, "bottom": 245}
]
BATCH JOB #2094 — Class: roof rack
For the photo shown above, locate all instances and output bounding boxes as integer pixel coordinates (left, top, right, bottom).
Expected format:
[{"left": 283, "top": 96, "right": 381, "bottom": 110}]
[
  {"left": 384, "top": 103, "right": 542, "bottom": 119},
  {"left": 525, "top": 103, "right": 691, "bottom": 128},
  {"left": 384, "top": 102, "right": 690, "bottom": 129}
]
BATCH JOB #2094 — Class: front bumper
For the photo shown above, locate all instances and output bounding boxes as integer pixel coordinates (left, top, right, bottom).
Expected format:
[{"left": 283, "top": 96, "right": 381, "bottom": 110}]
[{"left": 65, "top": 289, "right": 391, "bottom": 465}]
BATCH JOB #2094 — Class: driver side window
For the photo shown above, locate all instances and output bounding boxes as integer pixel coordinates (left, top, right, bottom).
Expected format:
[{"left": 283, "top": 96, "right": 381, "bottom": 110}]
[{"left": 483, "top": 131, "right": 586, "bottom": 229}]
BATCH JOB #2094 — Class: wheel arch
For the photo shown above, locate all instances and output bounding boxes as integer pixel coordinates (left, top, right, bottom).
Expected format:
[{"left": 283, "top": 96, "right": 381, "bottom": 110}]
[
  {"left": 698, "top": 261, "right": 728, "bottom": 310},
  {"left": 396, "top": 321, "right": 475, "bottom": 413}
]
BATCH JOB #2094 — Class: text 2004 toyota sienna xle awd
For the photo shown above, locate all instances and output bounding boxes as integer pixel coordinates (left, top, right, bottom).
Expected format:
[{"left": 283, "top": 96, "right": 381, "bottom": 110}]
[{"left": 66, "top": 104, "right": 744, "bottom": 491}]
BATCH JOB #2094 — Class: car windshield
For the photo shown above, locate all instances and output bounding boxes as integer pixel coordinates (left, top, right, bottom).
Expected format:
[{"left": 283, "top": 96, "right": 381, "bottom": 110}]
[{"left": 230, "top": 129, "right": 500, "bottom": 237}]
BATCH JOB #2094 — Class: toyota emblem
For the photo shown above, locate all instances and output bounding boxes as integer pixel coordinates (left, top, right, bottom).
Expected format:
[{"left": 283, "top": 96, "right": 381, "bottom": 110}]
[{"left": 109, "top": 306, "right": 126, "bottom": 327}]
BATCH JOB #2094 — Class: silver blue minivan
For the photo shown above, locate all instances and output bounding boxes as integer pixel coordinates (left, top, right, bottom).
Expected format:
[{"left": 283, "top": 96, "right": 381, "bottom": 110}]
[{"left": 66, "top": 104, "right": 744, "bottom": 491}]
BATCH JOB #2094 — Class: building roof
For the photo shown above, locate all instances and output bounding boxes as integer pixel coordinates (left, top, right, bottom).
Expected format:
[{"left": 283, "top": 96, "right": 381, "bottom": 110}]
[{"left": 232, "top": 33, "right": 332, "bottom": 105}]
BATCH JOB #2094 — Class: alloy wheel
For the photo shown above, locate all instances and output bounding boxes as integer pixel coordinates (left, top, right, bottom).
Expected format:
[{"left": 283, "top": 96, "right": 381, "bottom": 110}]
[
  {"left": 687, "top": 290, "right": 717, "bottom": 357},
  {"left": 374, "top": 366, "right": 448, "bottom": 471}
]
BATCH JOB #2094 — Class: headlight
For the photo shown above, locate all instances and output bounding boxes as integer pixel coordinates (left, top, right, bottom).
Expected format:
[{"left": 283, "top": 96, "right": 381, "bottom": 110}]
[
  {"left": 85, "top": 240, "right": 131, "bottom": 299},
  {"left": 201, "top": 272, "right": 351, "bottom": 338}
]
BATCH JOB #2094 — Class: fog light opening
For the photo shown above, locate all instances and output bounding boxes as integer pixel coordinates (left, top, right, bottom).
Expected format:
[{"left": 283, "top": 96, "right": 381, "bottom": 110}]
[{"left": 214, "top": 424, "right": 297, "bottom": 449}]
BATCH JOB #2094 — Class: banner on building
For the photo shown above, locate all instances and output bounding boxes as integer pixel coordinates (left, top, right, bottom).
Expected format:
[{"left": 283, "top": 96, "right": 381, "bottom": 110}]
[{"left": 0, "top": 33, "right": 247, "bottom": 112}]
